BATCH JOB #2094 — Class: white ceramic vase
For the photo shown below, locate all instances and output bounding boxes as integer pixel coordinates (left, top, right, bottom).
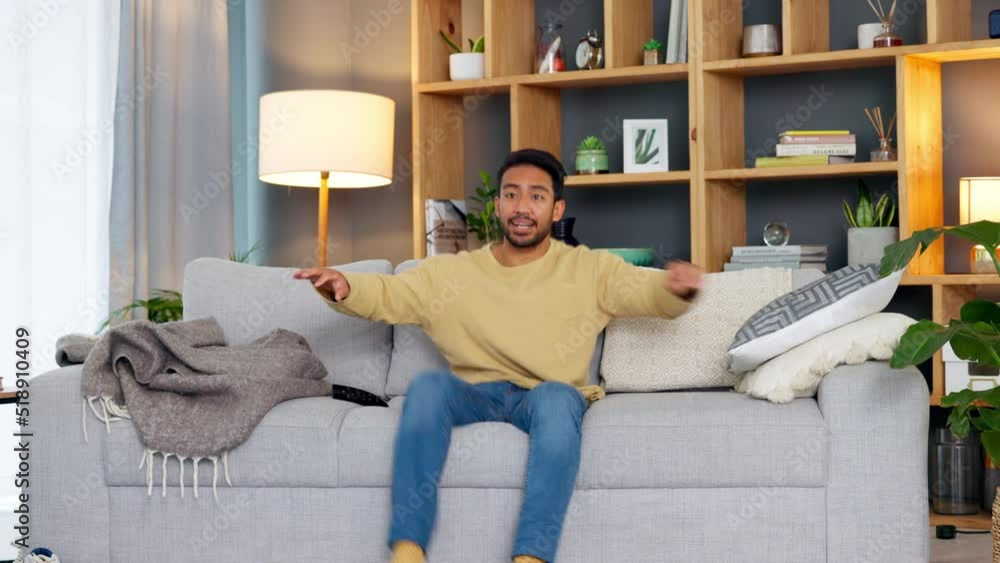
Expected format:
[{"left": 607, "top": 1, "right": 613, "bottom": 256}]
[
  {"left": 449, "top": 53, "right": 484, "bottom": 81},
  {"left": 848, "top": 227, "right": 898, "bottom": 265},
  {"left": 858, "top": 23, "right": 884, "bottom": 49}
]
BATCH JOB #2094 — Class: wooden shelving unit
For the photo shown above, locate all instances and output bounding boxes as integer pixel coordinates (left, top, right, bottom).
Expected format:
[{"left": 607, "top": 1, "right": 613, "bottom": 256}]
[{"left": 411, "top": 0, "right": 1000, "bottom": 403}]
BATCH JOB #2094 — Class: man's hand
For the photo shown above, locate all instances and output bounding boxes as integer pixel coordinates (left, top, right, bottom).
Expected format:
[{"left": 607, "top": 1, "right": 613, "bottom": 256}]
[
  {"left": 292, "top": 267, "right": 351, "bottom": 302},
  {"left": 664, "top": 260, "right": 703, "bottom": 301}
]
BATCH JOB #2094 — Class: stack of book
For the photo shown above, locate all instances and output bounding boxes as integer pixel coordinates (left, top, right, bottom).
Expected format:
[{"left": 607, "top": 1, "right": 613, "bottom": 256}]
[
  {"left": 755, "top": 130, "right": 857, "bottom": 168},
  {"left": 724, "top": 245, "right": 829, "bottom": 272}
]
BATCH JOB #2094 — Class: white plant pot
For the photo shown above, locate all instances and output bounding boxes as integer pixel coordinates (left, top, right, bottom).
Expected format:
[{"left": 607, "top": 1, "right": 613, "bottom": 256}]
[
  {"left": 848, "top": 227, "right": 898, "bottom": 265},
  {"left": 449, "top": 53, "right": 484, "bottom": 81},
  {"left": 858, "top": 23, "right": 883, "bottom": 49}
]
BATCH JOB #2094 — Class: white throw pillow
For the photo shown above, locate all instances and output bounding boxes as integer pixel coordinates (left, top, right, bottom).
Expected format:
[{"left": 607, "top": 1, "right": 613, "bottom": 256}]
[
  {"left": 727, "top": 264, "right": 904, "bottom": 374},
  {"left": 601, "top": 268, "right": 792, "bottom": 392},
  {"left": 734, "top": 312, "right": 917, "bottom": 403}
]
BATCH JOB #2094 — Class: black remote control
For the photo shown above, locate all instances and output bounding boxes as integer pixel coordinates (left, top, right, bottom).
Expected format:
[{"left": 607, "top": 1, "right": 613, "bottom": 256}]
[{"left": 331, "top": 384, "right": 388, "bottom": 407}]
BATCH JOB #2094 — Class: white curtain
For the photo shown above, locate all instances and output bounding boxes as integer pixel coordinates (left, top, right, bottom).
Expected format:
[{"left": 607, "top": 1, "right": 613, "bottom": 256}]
[{"left": 0, "top": 0, "right": 120, "bottom": 556}]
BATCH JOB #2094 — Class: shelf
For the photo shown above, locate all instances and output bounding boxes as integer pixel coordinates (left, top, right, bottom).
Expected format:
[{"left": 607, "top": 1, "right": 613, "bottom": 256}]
[
  {"left": 704, "top": 161, "right": 898, "bottom": 182},
  {"left": 703, "top": 39, "right": 1000, "bottom": 77},
  {"left": 901, "top": 274, "right": 1000, "bottom": 286},
  {"left": 516, "top": 64, "right": 689, "bottom": 89},
  {"left": 416, "top": 77, "right": 512, "bottom": 95},
  {"left": 416, "top": 64, "right": 689, "bottom": 95},
  {"left": 929, "top": 508, "right": 992, "bottom": 530},
  {"left": 565, "top": 171, "right": 690, "bottom": 188}
]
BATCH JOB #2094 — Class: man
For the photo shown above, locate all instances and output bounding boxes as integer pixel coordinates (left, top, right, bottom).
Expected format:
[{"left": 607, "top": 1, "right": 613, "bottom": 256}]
[{"left": 293, "top": 148, "right": 703, "bottom": 563}]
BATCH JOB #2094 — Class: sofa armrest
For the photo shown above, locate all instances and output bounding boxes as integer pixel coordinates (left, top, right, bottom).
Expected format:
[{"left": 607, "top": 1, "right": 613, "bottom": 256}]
[
  {"left": 817, "top": 362, "right": 929, "bottom": 563},
  {"left": 27, "top": 366, "right": 111, "bottom": 562}
]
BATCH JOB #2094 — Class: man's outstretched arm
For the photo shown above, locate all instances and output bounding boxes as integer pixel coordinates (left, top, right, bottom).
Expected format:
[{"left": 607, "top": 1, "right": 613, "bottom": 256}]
[
  {"left": 293, "top": 265, "right": 433, "bottom": 325},
  {"left": 595, "top": 251, "right": 703, "bottom": 320}
]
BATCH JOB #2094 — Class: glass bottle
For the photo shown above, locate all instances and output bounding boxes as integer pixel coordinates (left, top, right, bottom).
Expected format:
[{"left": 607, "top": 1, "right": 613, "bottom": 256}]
[
  {"left": 870, "top": 137, "right": 897, "bottom": 162},
  {"left": 872, "top": 22, "right": 903, "bottom": 48},
  {"left": 535, "top": 23, "right": 565, "bottom": 74}
]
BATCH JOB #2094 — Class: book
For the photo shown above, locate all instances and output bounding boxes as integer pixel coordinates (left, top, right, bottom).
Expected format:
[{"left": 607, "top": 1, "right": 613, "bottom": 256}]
[
  {"left": 732, "top": 245, "right": 828, "bottom": 257},
  {"left": 755, "top": 155, "right": 855, "bottom": 167},
  {"left": 779, "top": 134, "right": 856, "bottom": 144},
  {"left": 678, "top": 0, "right": 688, "bottom": 63},
  {"left": 779, "top": 130, "right": 851, "bottom": 136},
  {"left": 666, "top": 0, "right": 682, "bottom": 63},
  {"left": 775, "top": 143, "right": 857, "bottom": 157},
  {"left": 425, "top": 199, "right": 468, "bottom": 256},
  {"left": 724, "top": 262, "right": 827, "bottom": 272},
  {"left": 732, "top": 254, "right": 828, "bottom": 264}
]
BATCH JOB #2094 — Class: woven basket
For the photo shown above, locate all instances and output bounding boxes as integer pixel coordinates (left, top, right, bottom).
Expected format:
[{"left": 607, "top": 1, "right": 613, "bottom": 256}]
[{"left": 993, "top": 487, "right": 1000, "bottom": 563}]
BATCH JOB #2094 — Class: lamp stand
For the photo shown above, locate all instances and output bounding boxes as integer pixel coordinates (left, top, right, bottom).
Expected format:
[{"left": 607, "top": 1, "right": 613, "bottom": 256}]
[{"left": 318, "top": 170, "right": 330, "bottom": 268}]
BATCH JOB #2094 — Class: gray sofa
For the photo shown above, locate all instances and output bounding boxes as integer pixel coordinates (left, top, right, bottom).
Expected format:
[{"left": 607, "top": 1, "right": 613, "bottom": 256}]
[{"left": 28, "top": 257, "right": 930, "bottom": 562}]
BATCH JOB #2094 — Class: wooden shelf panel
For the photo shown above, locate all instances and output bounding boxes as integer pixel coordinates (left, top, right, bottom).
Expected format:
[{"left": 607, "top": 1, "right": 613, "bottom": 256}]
[
  {"left": 565, "top": 171, "right": 691, "bottom": 188},
  {"left": 416, "top": 65, "right": 689, "bottom": 95},
  {"left": 929, "top": 508, "right": 992, "bottom": 530},
  {"left": 703, "top": 39, "right": 1000, "bottom": 77},
  {"left": 902, "top": 274, "right": 1000, "bottom": 286},
  {"left": 704, "top": 161, "right": 898, "bottom": 181}
]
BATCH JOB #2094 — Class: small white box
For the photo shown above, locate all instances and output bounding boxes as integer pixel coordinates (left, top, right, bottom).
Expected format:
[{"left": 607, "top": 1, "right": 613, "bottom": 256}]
[{"left": 944, "top": 342, "right": 1000, "bottom": 394}]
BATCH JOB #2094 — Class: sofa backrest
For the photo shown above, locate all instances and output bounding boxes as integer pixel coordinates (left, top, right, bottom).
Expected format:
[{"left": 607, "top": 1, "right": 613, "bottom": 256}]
[
  {"left": 183, "top": 257, "right": 394, "bottom": 397},
  {"left": 385, "top": 259, "right": 604, "bottom": 397}
]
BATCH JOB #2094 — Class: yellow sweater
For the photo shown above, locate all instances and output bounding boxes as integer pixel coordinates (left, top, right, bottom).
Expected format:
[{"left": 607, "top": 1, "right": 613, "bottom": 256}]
[{"left": 316, "top": 240, "right": 691, "bottom": 403}]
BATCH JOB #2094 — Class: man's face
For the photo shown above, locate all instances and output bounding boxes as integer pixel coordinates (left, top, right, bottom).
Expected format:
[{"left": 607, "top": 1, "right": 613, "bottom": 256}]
[{"left": 495, "top": 164, "right": 566, "bottom": 249}]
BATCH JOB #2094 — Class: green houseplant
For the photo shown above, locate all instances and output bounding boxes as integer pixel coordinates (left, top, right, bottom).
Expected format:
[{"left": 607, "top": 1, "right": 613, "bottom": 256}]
[
  {"left": 643, "top": 38, "right": 663, "bottom": 65},
  {"left": 467, "top": 171, "right": 502, "bottom": 244},
  {"left": 441, "top": 31, "right": 485, "bottom": 81},
  {"left": 99, "top": 241, "right": 261, "bottom": 332},
  {"left": 879, "top": 220, "right": 1000, "bottom": 459},
  {"left": 574, "top": 135, "right": 609, "bottom": 175},
  {"left": 844, "top": 179, "right": 897, "bottom": 265}
]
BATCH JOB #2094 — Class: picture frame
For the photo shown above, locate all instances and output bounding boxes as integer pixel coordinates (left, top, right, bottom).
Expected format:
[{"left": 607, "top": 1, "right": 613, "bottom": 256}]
[{"left": 623, "top": 119, "right": 669, "bottom": 173}]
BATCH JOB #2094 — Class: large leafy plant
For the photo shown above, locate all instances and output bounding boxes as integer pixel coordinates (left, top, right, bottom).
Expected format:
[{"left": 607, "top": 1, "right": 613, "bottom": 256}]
[
  {"left": 467, "top": 171, "right": 502, "bottom": 244},
  {"left": 843, "top": 179, "right": 895, "bottom": 228},
  {"left": 99, "top": 241, "right": 261, "bottom": 332},
  {"left": 880, "top": 220, "right": 1000, "bottom": 457}
]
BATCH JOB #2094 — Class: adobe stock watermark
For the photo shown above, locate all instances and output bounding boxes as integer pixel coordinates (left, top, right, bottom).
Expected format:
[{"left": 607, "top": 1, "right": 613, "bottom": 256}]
[
  {"left": 745, "top": 84, "right": 835, "bottom": 164},
  {"left": 340, "top": 0, "right": 405, "bottom": 62},
  {"left": 179, "top": 103, "right": 295, "bottom": 223},
  {"left": 7, "top": 0, "right": 74, "bottom": 52},
  {"left": 51, "top": 65, "right": 169, "bottom": 182}
]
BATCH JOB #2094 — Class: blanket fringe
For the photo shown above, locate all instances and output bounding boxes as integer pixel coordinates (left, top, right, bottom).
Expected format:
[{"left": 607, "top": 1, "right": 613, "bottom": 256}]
[{"left": 140, "top": 447, "right": 232, "bottom": 502}]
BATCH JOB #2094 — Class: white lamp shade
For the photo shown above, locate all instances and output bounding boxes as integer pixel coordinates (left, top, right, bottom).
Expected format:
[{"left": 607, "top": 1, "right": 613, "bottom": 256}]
[
  {"left": 959, "top": 177, "right": 1000, "bottom": 224},
  {"left": 258, "top": 90, "right": 395, "bottom": 188}
]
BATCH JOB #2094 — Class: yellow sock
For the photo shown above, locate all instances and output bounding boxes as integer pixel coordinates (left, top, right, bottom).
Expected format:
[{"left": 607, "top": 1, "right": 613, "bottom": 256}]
[
  {"left": 513, "top": 556, "right": 545, "bottom": 563},
  {"left": 390, "top": 540, "right": 425, "bottom": 563}
]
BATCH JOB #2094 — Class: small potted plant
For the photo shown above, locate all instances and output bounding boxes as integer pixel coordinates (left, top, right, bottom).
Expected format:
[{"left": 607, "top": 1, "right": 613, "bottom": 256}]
[
  {"left": 643, "top": 38, "right": 663, "bottom": 65},
  {"left": 441, "top": 31, "right": 485, "bottom": 81},
  {"left": 843, "top": 179, "right": 897, "bottom": 265},
  {"left": 575, "top": 136, "right": 609, "bottom": 175},
  {"left": 467, "top": 171, "right": 502, "bottom": 244}
]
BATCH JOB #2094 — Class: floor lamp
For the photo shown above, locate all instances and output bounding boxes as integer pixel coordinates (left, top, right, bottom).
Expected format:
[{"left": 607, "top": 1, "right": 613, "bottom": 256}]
[{"left": 258, "top": 90, "right": 395, "bottom": 268}]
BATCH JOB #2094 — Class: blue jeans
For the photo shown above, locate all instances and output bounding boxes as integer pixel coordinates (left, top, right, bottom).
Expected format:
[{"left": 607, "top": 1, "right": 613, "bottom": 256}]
[{"left": 388, "top": 370, "right": 588, "bottom": 562}]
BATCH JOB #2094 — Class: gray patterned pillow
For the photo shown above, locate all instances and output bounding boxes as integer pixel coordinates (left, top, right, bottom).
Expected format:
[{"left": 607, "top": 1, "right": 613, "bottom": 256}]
[{"left": 727, "top": 264, "right": 904, "bottom": 374}]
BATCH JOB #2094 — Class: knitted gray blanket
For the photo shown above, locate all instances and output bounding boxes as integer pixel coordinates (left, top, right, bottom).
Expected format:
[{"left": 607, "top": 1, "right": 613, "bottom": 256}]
[{"left": 62, "top": 317, "right": 331, "bottom": 500}]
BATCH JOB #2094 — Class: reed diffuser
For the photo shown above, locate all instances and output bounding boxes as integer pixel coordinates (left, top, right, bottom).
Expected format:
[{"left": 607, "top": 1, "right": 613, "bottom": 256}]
[
  {"left": 866, "top": 0, "right": 903, "bottom": 47},
  {"left": 865, "top": 106, "right": 897, "bottom": 162}
]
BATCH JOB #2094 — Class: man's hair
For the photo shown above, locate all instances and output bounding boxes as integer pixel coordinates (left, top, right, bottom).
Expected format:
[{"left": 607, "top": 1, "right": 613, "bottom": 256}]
[{"left": 496, "top": 148, "right": 567, "bottom": 201}]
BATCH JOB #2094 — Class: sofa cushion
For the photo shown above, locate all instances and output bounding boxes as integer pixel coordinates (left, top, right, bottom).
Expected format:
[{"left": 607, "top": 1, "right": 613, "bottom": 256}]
[
  {"left": 385, "top": 258, "right": 605, "bottom": 397},
  {"left": 728, "top": 264, "right": 904, "bottom": 374},
  {"left": 601, "top": 268, "right": 792, "bottom": 392},
  {"left": 103, "top": 397, "right": 360, "bottom": 489},
  {"left": 577, "top": 392, "right": 828, "bottom": 488},
  {"left": 338, "top": 391, "right": 828, "bottom": 489},
  {"left": 183, "top": 257, "right": 394, "bottom": 397}
]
